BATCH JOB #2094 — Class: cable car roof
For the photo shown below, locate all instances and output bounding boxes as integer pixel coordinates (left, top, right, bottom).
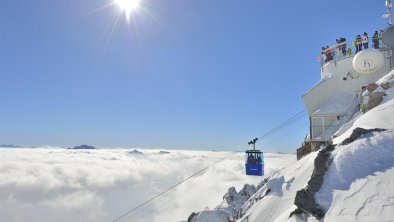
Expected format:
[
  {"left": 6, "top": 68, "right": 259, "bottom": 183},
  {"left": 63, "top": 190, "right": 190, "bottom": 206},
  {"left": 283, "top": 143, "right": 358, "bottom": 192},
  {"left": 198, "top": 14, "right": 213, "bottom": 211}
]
[{"left": 245, "top": 149, "right": 262, "bottom": 153}]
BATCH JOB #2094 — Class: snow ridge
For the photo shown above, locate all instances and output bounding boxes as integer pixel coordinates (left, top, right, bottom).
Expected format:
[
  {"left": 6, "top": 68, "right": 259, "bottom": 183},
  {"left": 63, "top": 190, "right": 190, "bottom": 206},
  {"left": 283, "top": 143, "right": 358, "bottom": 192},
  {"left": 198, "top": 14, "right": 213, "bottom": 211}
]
[
  {"left": 293, "top": 128, "right": 389, "bottom": 220},
  {"left": 187, "top": 179, "right": 269, "bottom": 222},
  {"left": 316, "top": 129, "right": 394, "bottom": 212}
]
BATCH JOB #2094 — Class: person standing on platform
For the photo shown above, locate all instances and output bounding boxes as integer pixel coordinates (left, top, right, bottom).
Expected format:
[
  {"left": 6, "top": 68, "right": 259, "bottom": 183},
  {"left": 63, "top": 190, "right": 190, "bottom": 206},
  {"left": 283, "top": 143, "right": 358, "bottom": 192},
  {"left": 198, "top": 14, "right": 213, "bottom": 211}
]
[
  {"left": 326, "top": 45, "right": 332, "bottom": 62},
  {"left": 347, "top": 48, "right": 352, "bottom": 56},
  {"left": 362, "top": 32, "right": 369, "bottom": 49},
  {"left": 356, "top": 35, "right": 363, "bottom": 53},
  {"left": 321, "top": 46, "right": 327, "bottom": 64},
  {"left": 336, "top": 39, "right": 342, "bottom": 59},
  {"left": 339, "top": 37, "right": 347, "bottom": 56},
  {"left": 352, "top": 40, "right": 357, "bottom": 53},
  {"left": 379, "top": 30, "right": 385, "bottom": 48},
  {"left": 373, "top": 31, "right": 379, "bottom": 49}
]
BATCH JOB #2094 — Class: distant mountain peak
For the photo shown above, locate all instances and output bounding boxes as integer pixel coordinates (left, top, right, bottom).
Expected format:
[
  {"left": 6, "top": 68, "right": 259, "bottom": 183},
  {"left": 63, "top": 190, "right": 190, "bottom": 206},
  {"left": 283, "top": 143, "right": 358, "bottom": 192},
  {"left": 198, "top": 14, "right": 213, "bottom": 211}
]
[
  {"left": 0, "top": 144, "right": 21, "bottom": 148},
  {"left": 69, "top": 145, "right": 96, "bottom": 149}
]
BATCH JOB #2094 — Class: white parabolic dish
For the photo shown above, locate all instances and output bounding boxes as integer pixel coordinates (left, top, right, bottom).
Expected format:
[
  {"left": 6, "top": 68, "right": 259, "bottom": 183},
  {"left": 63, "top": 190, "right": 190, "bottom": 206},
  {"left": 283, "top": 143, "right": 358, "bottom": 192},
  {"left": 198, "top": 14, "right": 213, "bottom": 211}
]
[{"left": 352, "top": 49, "right": 385, "bottom": 74}]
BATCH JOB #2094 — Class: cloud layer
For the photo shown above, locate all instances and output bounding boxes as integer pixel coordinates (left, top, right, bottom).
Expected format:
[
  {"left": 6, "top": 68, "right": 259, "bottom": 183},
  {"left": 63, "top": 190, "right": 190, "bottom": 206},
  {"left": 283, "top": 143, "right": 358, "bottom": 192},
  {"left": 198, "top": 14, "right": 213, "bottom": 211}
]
[{"left": 0, "top": 148, "right": 295, "bottom": 222}]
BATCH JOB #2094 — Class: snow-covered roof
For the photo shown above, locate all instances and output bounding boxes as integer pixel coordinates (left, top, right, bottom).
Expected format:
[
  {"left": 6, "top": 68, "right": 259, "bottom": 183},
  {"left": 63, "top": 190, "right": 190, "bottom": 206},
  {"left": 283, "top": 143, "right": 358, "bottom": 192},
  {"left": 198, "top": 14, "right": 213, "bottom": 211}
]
[
  {"left": 312, "top": 93, "right": 356, "bottom": 116},
  {"left": 376, "top": 68, "right": 394, "bottom": 85}
]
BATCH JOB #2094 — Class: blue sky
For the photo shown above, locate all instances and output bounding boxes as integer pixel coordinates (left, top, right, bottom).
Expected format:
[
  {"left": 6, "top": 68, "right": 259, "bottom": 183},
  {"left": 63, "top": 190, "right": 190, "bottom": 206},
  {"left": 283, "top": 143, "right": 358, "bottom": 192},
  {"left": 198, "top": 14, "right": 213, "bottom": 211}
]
[{"left": 0, "top": 0, "right": 389, "bottom": 151}]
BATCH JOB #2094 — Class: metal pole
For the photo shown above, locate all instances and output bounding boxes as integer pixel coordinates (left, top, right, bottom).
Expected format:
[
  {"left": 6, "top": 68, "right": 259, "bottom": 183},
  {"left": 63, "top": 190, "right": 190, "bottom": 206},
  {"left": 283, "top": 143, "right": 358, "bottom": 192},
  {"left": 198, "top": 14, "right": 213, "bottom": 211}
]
[{"left": 386, "top": 0, "right": 392, "bottom": 25}]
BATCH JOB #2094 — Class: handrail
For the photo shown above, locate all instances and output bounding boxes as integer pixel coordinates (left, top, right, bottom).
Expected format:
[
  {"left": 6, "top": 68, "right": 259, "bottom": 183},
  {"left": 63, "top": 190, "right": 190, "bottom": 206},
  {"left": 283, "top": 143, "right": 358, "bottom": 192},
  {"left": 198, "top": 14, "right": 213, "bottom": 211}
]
[
  {"left": 320, "top": 42, "right": 351, "bottom": 67},
  {"left": 322, "top": 42, "right": 347, "bottom": 54},
  {"left": 319, "top": 37, "right": 389, "bottom": 68}
]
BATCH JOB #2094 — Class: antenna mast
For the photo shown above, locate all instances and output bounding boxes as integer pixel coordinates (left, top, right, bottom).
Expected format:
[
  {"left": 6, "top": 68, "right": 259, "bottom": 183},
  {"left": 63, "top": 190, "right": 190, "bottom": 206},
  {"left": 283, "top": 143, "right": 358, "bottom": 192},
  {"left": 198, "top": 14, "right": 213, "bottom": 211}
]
[{"left": 384, "top": 0, "right": 393, "bottom": 25}]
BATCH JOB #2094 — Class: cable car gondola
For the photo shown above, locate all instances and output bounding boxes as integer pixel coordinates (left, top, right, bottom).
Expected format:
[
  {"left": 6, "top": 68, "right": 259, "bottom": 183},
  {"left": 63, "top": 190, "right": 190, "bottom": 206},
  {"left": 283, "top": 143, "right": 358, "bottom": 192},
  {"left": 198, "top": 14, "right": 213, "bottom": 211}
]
[{"left": 245, "top": 138, "right": 264, "bottom": 176}]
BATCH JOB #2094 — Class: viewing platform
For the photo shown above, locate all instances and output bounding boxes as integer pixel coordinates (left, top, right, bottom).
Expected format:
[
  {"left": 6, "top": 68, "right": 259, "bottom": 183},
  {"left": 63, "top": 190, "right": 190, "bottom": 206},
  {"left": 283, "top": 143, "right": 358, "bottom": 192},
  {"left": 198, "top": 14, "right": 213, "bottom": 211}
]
[
  {"left": 297, "top": 0, "right": 394, "bottom": 159},
  {"left": 319, "top": 41, "right": 392, "bottom": 79},
  {"left": 302, "top": 35, "right": 394, "bottom": 148}
]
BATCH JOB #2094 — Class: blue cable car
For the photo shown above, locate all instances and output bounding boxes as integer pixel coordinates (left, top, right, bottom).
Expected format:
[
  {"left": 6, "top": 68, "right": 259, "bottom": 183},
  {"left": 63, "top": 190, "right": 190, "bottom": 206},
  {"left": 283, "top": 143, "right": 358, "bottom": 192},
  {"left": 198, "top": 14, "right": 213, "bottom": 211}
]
[{"left": 245, "top": 138, "right": 264, "bottom": 176}]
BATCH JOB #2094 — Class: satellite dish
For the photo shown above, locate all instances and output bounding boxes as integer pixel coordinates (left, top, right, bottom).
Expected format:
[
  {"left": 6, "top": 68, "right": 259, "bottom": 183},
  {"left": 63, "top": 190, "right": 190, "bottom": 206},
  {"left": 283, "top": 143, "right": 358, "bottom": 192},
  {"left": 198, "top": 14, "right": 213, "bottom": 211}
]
[
  {"left": 383, "top": 25, "right": 394, "bottom": 48},
  {"left": 352, "top": 49, "right": 385, "bottom": 74}
]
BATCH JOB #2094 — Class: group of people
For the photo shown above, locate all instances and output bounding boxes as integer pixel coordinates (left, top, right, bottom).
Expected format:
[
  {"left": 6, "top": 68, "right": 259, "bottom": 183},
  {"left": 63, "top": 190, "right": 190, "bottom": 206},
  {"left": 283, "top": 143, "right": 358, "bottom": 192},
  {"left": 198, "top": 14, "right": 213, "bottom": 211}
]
[
  {"left": 353, "top": 32, "right": 370, "bottom": 53},
  {"left": 321, "top": 30, "right": 386, "bottom": 64},
  {"left": 247, "top": 154, "right": 262, "bottom": 164},
  {"left": 372, "top": 30, "right": 385, "bottom": 49},
  {"left": 321, "top": 37, "right": 349, "bottom": 63}
]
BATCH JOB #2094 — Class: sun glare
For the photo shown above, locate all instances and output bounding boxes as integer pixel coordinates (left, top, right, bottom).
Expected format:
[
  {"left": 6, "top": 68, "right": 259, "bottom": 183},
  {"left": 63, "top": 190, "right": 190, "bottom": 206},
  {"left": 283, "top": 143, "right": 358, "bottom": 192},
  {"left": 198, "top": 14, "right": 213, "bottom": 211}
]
[{"left": 115, "top": 0, "right": 141, "bottom": 20}]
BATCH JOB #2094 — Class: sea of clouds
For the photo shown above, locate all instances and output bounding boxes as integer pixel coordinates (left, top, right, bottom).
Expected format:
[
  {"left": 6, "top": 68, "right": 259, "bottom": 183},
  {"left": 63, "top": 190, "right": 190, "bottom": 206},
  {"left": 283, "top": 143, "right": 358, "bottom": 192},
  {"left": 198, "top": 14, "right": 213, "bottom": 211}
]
[{"left": 0, "top": 148, "right": 294, "bottom": 222}]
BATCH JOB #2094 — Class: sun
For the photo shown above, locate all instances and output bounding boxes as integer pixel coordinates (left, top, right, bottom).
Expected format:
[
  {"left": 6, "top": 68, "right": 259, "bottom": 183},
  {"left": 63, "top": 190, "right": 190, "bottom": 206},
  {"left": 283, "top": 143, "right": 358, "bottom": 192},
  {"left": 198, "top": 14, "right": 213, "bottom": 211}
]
[{"left": 114, "top": 0, "right": 141, "bottom": 20}]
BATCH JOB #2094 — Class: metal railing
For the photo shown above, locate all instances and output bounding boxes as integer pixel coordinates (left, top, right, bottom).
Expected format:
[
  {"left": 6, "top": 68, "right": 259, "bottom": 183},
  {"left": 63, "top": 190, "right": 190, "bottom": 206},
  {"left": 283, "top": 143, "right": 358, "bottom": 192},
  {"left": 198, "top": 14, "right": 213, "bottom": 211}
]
[{"left": 319, "top": 38, "right": 389, "bottom": 68}]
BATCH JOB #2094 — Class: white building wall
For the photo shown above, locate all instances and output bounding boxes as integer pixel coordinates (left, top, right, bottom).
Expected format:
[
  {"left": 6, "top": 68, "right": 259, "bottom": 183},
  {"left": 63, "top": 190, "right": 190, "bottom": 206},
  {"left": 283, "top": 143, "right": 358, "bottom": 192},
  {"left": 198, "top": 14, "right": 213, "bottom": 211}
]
[
  {"left": 303, "top": 49, "right": 393, "bottom": 116},
  {"left": 321, "top": 49, "right": 393, "bottom": 78}
]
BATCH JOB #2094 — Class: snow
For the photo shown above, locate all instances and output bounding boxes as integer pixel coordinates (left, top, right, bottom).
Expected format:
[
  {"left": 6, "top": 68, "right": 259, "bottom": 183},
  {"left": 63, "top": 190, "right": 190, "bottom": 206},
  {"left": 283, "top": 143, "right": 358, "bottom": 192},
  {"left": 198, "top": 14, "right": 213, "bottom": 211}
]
[
  {"left": 384, "top": 87, "right": 394, "bottom": 102},
  {"left": 1, "top": 98, "right": 392, "bottom": 222},
  {"left": 323, "top": 167, "right": 394, "bottom": 222},
  {"left": 2, "top": 97, "right": 391, "bottom": 222},
  {"left": 315, "top": 130, "right": 394, "bottom": 212},
  {"left": 314, "top": 85, "right": 394, "bottom": 221},
  {"left": 231, "top": 70, "right": 394, "bottom": 222},
  {"left": 2, "top": 65, "right": 394, "bottom": 222},
  {"left": 373, "top": 85, "right": 385, "bottom": 93},
  {"left": 238, "top": 152, "right": 318, "bottom": 222},
  {"left": 195, "top": 211, "right": 227, "bottom": 222},
  {"left": 214, "top": 184, "right": 256, "bottom": 218},
  {"left": 0, "top": 148, "right": 294, "bottom": 222},
  {"left": 376, "top": 68, "right": 394, "bottom": 85},
  {"left": 332, "top": 98, "right": 394, "bottom": 144}
]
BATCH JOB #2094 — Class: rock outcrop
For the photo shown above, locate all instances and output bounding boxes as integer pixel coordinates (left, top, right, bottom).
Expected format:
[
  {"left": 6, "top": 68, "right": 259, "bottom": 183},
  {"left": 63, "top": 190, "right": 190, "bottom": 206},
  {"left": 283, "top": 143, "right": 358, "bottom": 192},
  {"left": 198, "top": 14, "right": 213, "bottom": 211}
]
[
  {"left": 341, "top": 127, "right": 386, "bottom": 145},
  {"left": 292, "top": 144, "right": 335, "bottom": 219},
  {"left": 215, "top": 184, "right": 257, "bottom": 219},
  {"left": 186, "top": 179, "right": 269, "bottom": 222},
  {"left": 129, "top": 149, "right": 143, "bottom": 155},
  {"left": 291, "top": 127, "right": 387, "bottom": 220},
  {"left": 361, "top": 74, "right": 394, "bottom": 113}
]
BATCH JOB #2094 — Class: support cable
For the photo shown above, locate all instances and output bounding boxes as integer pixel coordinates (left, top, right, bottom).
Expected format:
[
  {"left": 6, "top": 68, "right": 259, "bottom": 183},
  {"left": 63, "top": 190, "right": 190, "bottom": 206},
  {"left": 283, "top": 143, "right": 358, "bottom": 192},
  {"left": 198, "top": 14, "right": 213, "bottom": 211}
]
[
  {"left": 111, "top": 151, "right": 240, "bottom": 222},
  {"left": 110, "top": 110, "right": 307, "bottom": 222}
]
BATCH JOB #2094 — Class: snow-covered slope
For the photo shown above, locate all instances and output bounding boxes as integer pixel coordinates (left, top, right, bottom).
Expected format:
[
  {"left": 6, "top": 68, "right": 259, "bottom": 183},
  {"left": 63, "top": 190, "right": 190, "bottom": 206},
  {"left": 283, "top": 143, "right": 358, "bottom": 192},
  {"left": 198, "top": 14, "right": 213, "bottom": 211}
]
[
  {"left": 316, "top": 101, "right": 394, "bottom": 221},
  {"left": 323, "top": 167, "right": 394, "bottom": 221},
  {"left": 231, "top": 70, "right": 394, "bottom": 222},
  {"left": 186, "top": 150, "right": 317, "bottom": 222},
  {"left": 185, "top": 70, "right": 394, "bottom": 222},
  {"left": 240, "top": 152, "right": 317, "bottom": 222}
]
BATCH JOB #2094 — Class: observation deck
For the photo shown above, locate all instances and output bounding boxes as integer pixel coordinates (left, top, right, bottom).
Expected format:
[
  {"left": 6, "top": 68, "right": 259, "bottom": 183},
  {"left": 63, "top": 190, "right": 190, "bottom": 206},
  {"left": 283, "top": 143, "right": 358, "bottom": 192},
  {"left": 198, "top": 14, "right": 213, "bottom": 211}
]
[
  {"left": 302, "top": 41, "right": 393, "bottom": 144},
  {"left": 319, "top": 42, "right": 392, "bottom": 79}
]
